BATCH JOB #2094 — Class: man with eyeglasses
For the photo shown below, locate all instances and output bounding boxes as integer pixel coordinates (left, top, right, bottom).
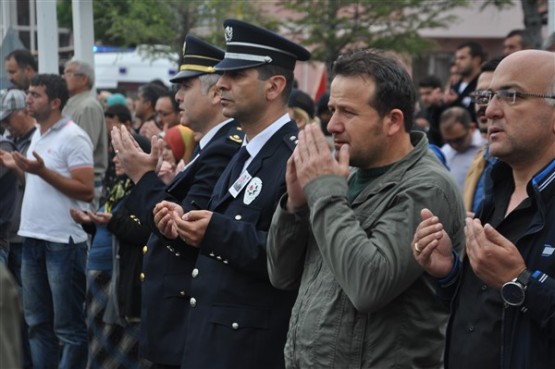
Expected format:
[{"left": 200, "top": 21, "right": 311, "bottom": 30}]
[
  {"left": 412, "top": 49, "right": 555, "bottom": 369},
  {"left": 463, "top": 57, "right": 504, "bottom": 213},
  {"left": 439, "top": 106, "right": 486, "bottom": 192},
  {"left": 154, "top": 92, "right": 181, "bottom": 132},
  {"left": 62, "top": 59, "right": 108, "bottom": 210},
  {"left": 135, "top": 83, "right": 168, "bottom": 139}
]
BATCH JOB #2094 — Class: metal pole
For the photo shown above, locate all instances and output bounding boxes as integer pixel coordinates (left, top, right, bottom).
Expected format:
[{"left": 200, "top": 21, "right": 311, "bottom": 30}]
[
  {"left": 36, "top": 0, "right": 59, "bottom": 73},
  {"left": 71, "top": 0, "right": 95, "bottom": 67},
  {"left": 1, "top": 0, "right": 14, "bottom": 40},
  {"left": 30, "top": 0, "right": 36, "bottom": 53}
]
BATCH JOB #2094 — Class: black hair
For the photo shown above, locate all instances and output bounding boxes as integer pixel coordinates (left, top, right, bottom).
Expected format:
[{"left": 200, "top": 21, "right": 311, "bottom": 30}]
[
  {"left": 257, "top": 64, "right": 295, "bottom": 103},
  {"left": 456, "top": 41, "right": 485, "bottom": 62},
  {"left": 505, "top": 29, "right": 532, "bottom": 48},
  {"left": 138, "top": 83, "right": 169, "bottom": 108},
  {"left": 6, "top": 49, "right": 38, "bottom": 72},
  {"left": 105, "top": 104, "right": 132, "bottom": 124},
  {"left": 418, "top": 75, "right": 443, "bottom": 89},
  {"left": 480, "top": 56, "right": 505, "bottom": 73},
  {"left": 158, "top": 92, "right": 179, "bottom": 113},
  {"left": 30, "top": 74, "right": 69, "bottom": 110},
  {"left": 332, "top": 49, "right": 416, "bottom": 132}
]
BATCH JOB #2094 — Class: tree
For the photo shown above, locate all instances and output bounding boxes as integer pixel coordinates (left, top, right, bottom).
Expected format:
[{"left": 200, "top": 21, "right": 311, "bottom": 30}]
[
  {"left": 518, "top": 0, "right": 544, "bottom": 49},
  {"left": 277, "top": 0, "right": 474, "bottom": 81},
  {"left": 57, "top": 0, "right": 276, "bottom": 57}
]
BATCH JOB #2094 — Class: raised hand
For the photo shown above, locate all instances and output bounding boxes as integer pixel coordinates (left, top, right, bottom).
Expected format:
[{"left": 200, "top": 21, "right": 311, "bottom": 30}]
[{"left": 412, "top": 208, "right": 455, "bottom": 278}]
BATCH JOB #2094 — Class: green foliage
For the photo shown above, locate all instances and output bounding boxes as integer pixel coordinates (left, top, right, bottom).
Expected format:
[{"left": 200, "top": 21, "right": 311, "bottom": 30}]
[
  {"left": 277, "top": 0, "right": 470, "bottom": 76},
  {"left": 57, "top": 0, "right": 276, "bottom": 56},
  {"left": 479, "top": 0, "right": 514, "bottom": 10},
  {"left": 93, "top": 0, "right": 176, "bottom": 47},
  {"left": 57, "top": 0, "right": 73, "bottom": 29}
]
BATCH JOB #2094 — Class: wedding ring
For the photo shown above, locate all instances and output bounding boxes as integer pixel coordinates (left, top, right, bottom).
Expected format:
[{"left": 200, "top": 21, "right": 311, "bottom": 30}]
[{"left": 414, "top": 242, "right": 421, "bottom": 253}]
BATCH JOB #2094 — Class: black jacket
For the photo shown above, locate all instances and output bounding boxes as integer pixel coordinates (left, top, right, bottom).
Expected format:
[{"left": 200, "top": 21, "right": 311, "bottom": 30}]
[
  {"left": 131, "top": 120, "right": 243, "bottom": 365},
  {"left": 181, "top": 121, "right": 299, "bottom": 369},
  {"left": 443, "top": 159, "right": 555, "bottom": 369}
]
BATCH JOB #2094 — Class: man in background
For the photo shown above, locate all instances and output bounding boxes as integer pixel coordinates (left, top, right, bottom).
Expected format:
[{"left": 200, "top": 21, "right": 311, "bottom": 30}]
[
  {"left": 62, "top": 59, "right": 108, "bottom": 209},
  {"left": 445, "top": 41, "right": 485, "bottom": 122},
  {"left": 417, "top": 75, "right": 445, "bottom": 146},
  {"left": 4, "top": 49, "right": 37, "bottom": 91},
  {"left": 440, "top": 106, "right": 486, "bottom": 192},
  {"left": 154, "top": 92, "right": 181, "bottom": 132},
  {"left": 503, "top": 29, "right": 531, "bottom": 56},
  {"left": 0, "top": 88, "right": 36, "bottom": 368},
  {"left": 135, "top": 83, "right": 168, "bottom": 138},
  {"left": 463, "top": 57, "right": 504, "bottom": 213}
]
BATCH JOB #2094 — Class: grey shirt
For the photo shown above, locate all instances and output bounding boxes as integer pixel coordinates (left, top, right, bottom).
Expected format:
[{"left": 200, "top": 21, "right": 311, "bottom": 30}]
[{"left": 63, "top": 90, "right": 108, "bottom": 184}]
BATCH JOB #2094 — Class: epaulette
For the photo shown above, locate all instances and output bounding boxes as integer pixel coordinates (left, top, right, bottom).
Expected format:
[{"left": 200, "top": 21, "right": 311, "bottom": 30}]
[
  {"left": 227, "top": 125, "right": 244, "bottom": 144},
  {"left": 129, "top": 214, "right": 142, "bottom": 225},
  {"left": 283, "top": 133, "right": 298, "bottom": 150}
]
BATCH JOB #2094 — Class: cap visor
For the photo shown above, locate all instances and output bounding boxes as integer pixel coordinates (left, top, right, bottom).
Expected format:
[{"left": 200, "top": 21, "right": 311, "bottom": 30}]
[
  {"left": 169, "top": 70, "right": 204, "bottom": 83},
  {"left": 214, "top": 58, "right": 265, "bottom": 72}
]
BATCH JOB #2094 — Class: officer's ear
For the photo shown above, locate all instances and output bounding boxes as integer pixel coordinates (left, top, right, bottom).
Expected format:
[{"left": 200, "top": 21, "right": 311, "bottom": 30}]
[
  {"left": 208, "top": 84, "right": 221, "bottom": 105},
  {"left": 264, "top": 75, "right": 287, "bottom": 102}
]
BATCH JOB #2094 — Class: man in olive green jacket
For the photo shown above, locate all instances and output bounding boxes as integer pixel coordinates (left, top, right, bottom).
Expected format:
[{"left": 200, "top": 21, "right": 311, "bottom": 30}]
[{"left": 267, "top": 50, "right": 465, "bottom": 368}]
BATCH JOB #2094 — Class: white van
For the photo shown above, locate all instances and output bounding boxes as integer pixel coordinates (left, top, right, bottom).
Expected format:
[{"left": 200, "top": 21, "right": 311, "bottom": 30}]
[{"left": 94, "top": 45, "right": 179, "bottom": 92}]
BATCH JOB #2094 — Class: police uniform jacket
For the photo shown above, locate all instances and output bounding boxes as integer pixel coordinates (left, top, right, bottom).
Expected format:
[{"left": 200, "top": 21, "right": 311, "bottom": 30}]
[
  {"left": 180, "top": 120, "right": 299, "bottom": 369},
  {"left": 130, "top": 120, "right": 243, "bottom": 365}
]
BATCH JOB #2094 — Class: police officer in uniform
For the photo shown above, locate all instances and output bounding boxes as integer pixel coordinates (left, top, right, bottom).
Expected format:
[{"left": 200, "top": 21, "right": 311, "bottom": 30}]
[
  {"left": 111, "top": 35, "right": 243, "bottom": 369},
  {"left": 171, "top": 19, "right": 310, "bottom": 369}
]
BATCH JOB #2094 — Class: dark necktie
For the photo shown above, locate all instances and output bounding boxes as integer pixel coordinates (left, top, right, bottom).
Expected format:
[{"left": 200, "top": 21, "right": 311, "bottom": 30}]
[{"left": 227, "top": 146, "right": 250, "bottom": 187}]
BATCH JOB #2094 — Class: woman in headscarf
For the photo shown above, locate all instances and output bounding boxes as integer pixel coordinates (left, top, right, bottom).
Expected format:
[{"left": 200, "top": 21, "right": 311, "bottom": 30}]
[{"left": 158, "top": 124, "right": 197, "bottom": 184}]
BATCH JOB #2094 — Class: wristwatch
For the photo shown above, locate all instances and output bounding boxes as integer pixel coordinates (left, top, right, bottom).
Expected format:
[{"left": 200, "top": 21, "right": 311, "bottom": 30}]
[{"left": 501, "top": 269, "right": 531, "bottom": 306}]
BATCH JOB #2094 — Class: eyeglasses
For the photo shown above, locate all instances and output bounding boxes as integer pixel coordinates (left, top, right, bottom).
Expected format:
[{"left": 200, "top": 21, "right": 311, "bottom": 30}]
[
  {"left": 470, "top": 89, "right": 555, "bottom": 105},
  {"left": 63, "top": 71, "right": 84, "bottom": 78}
]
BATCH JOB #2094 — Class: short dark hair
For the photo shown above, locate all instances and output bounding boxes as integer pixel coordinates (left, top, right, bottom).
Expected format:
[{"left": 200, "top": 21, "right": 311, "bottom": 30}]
[
  {"left": 158, "top": 92, "right": 179, "bottom": 113},
  {"left": 30, "top": 74, "right": 69, "bottom": 111},
  {"left": 505, "top": 29, "right": 532, "bottom": 48},
  {"left": 257, "top": 64, "right": 295, "bottom": 103},
  {"left": 104, "top": 104, "right": 132, "bottom": 124},
  {"left": 138, "top": 83, "right": 168, "bottom": 108},
  {"left": 6, "top": 49, "right": 38, "bottom": 72},
  {"left": 288, "top": 89, "right": 315, "bottom": 119},
  {"left": 332, "top": 49, "right": 416, "bottom": 132},
  {"left": 457, "top": 41, "right": 485, "bottom": 62},
  {"left": 418, "top": 75, "right": 443, "bottom": 89},
  {"left": 480, "top": 56, "right": 505, "bottom": 73},
  {"left": 316, "top": 92, "right": 330, "bottom": 116}
]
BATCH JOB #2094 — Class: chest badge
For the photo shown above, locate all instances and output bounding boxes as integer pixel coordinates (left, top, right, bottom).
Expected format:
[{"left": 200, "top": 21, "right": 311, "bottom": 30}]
[{"left": 243, "top": 177, "right": 262, "bottom": 205}]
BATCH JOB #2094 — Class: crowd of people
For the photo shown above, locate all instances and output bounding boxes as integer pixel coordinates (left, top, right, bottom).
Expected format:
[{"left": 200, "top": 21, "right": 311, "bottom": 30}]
[{"left": 0, "top": 19, "right": 554, "bottom": 369}]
